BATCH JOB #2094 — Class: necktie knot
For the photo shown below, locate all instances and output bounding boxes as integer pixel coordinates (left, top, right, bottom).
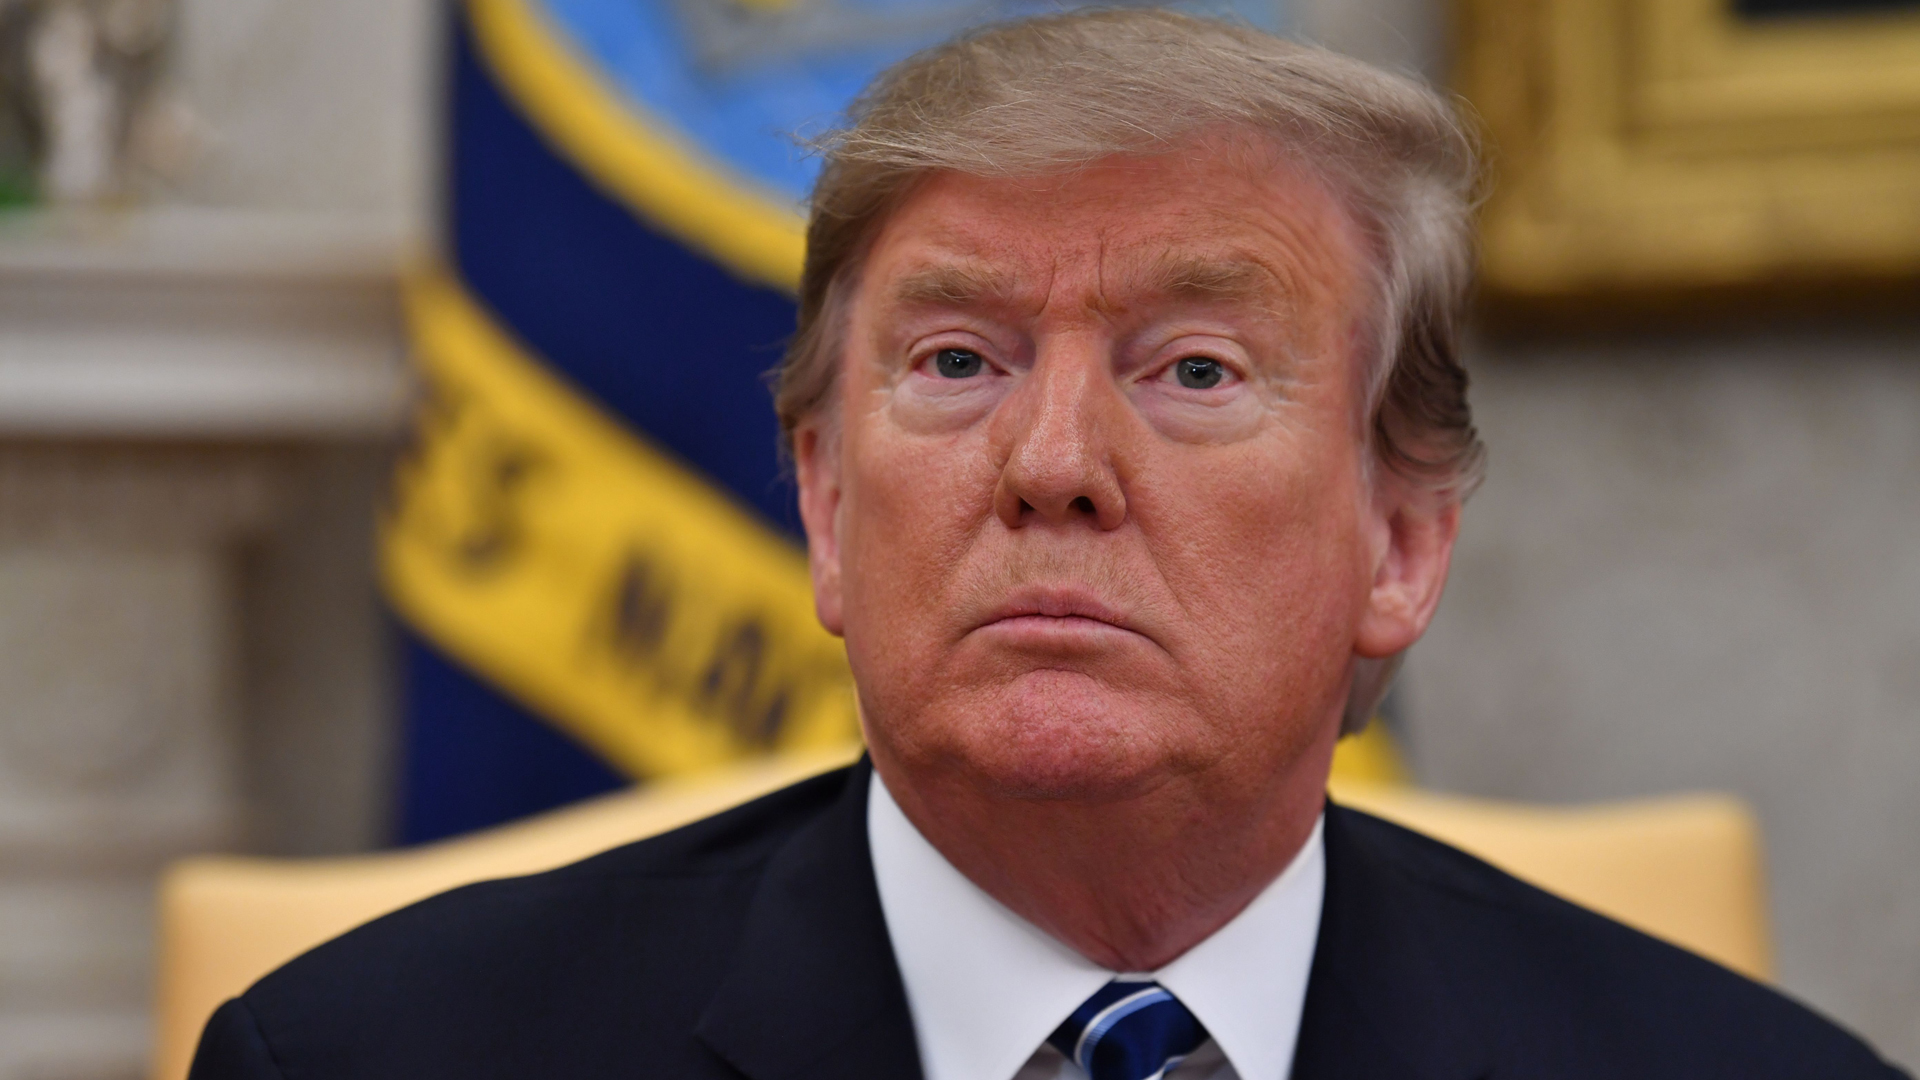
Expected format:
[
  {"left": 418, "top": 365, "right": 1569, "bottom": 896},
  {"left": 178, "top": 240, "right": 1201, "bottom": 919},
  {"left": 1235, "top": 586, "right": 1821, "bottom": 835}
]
[{"left": 1047, "top": 979, "right": 1208, "bottom": 1080}]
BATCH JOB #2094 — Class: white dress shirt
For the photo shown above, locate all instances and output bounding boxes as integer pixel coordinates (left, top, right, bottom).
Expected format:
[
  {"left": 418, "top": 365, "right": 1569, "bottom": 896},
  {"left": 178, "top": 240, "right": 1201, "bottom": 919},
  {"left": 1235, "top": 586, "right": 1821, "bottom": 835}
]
[{"left": 869, "top": 772, "right": 1325, "bottom": 1080}]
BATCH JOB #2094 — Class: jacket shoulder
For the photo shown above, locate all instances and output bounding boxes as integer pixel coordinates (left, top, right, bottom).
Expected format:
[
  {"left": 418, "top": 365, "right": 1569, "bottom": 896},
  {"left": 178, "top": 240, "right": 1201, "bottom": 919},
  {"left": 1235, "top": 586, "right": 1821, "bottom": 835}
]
[
  {"left": 206, "top": 766, "right": 857, "bottom": 1079},
  {"left": 1327, "top": 804, "right": 1908, "bottom": 1078}
]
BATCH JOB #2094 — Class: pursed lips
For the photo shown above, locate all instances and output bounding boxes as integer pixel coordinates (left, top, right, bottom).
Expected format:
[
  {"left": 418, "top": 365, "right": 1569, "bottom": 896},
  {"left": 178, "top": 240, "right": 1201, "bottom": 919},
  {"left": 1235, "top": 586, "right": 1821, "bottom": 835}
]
[{"left": 972, "top": 588, "right": 1151, "bottom": 646}]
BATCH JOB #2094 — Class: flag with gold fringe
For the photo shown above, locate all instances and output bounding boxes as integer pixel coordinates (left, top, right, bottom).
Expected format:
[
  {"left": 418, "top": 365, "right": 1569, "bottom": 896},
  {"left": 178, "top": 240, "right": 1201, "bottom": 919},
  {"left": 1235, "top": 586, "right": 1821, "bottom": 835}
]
[{"left": 385, "top": 0, "right": 1288, "bottom": 843}]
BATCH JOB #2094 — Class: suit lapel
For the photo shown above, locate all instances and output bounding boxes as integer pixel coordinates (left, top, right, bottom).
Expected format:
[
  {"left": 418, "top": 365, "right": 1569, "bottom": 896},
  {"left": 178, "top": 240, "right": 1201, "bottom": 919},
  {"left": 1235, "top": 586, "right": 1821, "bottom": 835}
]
[
  {"left": 1290, "top": 803, "right": 1491, "bottom": 1080},
  {"left": 695, "top": 759, "right": 924, "bottom": 1080},
  {"left": 696, "top": 771, "right": 1488, "bottom": 1080}
]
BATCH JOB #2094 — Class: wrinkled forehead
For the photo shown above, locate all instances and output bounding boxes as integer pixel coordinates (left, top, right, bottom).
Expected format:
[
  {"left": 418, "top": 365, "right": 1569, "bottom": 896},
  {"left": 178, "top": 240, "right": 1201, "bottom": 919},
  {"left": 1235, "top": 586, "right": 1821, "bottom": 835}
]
[{"left": 855, "top": 153, "right": 1375, "bottom": 330}]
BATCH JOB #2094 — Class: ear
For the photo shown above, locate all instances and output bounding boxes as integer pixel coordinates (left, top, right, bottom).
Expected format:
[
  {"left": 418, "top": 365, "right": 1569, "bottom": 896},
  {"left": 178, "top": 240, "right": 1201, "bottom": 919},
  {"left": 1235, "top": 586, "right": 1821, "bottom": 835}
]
[
  {"left": 793, "top": 422, "right": 846, "bottom": 637},
  {"left": 1354, "top": 484, "right": 1461, "bottom": 659}
]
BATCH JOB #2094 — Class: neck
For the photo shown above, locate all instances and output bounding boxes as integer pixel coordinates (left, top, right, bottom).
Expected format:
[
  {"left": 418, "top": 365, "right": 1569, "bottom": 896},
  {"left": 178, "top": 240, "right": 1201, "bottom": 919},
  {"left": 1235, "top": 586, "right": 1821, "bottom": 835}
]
[{"left": 871, "top": 727, "right": 1338, "bottom": 972}]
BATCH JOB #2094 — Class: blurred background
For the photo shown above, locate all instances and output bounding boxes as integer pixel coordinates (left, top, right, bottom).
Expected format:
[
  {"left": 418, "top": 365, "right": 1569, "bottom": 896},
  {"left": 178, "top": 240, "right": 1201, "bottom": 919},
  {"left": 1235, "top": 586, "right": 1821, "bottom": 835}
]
[{"left": 0, "top": 0, "right": 1913, "bottom": 1076}]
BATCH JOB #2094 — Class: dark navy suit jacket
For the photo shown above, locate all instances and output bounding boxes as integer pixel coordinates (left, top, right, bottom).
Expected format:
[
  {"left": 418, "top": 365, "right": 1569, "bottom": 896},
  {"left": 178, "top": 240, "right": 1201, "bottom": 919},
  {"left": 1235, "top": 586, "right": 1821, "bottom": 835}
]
[{"left": 189, "top": 760, "right": 1906, "bottom": 1079}]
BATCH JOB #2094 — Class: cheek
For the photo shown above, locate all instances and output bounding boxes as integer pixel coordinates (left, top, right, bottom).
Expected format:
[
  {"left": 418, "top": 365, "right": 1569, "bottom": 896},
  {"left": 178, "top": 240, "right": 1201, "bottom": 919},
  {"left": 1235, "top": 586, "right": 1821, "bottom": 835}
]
[
  {"left": 1139, "top": 434, "right": 1373, "bottom": 694},
  {"left": 834, "top": 421, "right": 998, "bottom": 668}
]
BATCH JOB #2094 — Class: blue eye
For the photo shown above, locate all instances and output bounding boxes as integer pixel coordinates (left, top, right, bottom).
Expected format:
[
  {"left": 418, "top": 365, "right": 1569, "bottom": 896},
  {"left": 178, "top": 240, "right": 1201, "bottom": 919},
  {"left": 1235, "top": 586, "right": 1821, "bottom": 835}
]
[
  {"left": 934, "top": 348, "right": 984, "bottom": 379},
  {"left": 1176, "top": 357, "right": 1225, "bottom": 389}
]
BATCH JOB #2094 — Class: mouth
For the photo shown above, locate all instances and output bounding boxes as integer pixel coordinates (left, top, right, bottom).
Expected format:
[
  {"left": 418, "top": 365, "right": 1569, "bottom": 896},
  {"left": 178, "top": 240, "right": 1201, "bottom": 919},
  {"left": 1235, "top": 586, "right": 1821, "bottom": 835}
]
[{"left": 973, "top": 586, "right": 1149, "bottom": 647}]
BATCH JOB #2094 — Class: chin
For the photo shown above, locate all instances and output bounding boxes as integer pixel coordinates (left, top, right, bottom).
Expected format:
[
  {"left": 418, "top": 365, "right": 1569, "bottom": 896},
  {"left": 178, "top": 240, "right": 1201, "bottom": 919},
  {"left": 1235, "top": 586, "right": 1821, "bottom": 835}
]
[{"left": 913, "top": 669, "right": 1189, "bottom": 803}]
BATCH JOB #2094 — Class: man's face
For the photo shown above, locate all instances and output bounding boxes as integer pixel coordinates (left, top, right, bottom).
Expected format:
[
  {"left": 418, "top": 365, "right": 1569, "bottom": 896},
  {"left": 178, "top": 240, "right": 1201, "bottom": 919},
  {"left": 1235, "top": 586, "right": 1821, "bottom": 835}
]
[{"left": 797, "top": 144, "right": 1422, "bottom": 803}]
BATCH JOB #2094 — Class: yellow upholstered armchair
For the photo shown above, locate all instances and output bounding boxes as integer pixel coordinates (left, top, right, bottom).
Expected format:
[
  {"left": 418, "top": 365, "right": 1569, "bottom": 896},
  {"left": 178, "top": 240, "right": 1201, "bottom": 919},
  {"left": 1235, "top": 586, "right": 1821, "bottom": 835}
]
[{"left": 150, "top": 740, "right": 1772, "bottom": 1080}]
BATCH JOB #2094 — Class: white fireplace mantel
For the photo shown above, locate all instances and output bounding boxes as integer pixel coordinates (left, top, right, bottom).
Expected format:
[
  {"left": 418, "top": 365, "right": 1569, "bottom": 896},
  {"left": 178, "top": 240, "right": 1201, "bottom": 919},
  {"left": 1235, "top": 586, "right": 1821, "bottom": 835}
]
[
  {"left": 0, "top": 205, "right": 411, "bottom": 1080},
  {"left": 0, "top": 206, "right": 413, "bottom": 439}
]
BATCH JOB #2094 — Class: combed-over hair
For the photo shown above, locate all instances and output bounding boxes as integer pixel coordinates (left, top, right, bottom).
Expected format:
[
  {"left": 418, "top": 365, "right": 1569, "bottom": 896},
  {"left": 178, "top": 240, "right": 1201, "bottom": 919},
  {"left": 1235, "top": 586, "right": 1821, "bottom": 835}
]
[{"left": 773, "top": 6, "right": 1485, "bottom": 500}]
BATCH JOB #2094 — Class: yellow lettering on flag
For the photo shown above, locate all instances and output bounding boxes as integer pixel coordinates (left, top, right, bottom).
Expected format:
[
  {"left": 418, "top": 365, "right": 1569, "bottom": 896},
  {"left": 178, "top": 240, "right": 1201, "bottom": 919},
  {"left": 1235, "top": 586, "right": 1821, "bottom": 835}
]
[{"left": 382, "top": 270, "right": 860, "bottom": 779}]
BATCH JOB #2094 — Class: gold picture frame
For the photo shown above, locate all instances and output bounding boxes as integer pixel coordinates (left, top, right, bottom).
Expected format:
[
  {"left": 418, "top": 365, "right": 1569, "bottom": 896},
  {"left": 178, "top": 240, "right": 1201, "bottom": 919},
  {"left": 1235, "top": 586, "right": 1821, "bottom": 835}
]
[{"left": 1455, "top": 0, "right": 1920, "bottom": 309}]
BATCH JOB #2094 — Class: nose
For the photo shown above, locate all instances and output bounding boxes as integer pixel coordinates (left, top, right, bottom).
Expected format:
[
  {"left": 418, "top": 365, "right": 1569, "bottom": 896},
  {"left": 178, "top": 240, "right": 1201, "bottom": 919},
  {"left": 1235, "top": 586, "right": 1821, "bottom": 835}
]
[{"left": 991, "top": 342, "right": 1129, "bottom": 531}]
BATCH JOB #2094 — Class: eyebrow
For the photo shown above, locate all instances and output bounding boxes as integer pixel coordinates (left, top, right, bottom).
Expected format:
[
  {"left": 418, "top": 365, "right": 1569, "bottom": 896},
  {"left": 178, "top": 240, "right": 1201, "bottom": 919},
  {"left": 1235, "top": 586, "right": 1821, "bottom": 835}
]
[
  {"left": 884, "top": 253, "right": 1288, "bottom": 315},
  {"left": 888, "top": 262, "right": 1020, "bottom": 309},
  {"left": 1130, "top": 253, "right": 1285, "bottom": 309}
]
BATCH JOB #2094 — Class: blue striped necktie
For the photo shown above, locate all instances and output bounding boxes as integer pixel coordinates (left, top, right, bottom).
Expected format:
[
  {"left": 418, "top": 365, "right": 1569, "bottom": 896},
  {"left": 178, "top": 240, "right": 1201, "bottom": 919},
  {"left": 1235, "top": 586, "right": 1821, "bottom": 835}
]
[{"left": 1047, "top": 978, "right": 1209, "bottom": 1080}]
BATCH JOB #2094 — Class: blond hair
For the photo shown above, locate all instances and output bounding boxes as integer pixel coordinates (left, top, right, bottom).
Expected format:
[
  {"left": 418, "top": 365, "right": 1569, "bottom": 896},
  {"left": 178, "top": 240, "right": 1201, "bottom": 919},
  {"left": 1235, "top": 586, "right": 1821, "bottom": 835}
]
[{"left": 773, "top": 7, "right": 1485, "bottom": 499}]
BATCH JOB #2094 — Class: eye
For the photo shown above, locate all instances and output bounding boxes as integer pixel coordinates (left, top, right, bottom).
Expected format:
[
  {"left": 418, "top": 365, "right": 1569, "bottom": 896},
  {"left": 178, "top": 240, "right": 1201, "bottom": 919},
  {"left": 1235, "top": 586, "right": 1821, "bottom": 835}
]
[
  {"left": 1173, "top": 357, "right": 1226, "bottom": 389},
  {"left": 932, "top": 348, "right": 984, "bottom": 379}
]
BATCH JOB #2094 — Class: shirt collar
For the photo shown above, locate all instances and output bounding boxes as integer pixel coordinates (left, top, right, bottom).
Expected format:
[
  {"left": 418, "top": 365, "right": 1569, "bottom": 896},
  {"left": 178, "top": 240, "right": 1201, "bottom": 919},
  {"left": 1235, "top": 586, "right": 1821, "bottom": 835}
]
[
  {"left": 1154, "top": 812, "right": 1325, "bottom": 1080},
  {"left": 868, "top": 771, "right": 1325, "bottom": 1080}
]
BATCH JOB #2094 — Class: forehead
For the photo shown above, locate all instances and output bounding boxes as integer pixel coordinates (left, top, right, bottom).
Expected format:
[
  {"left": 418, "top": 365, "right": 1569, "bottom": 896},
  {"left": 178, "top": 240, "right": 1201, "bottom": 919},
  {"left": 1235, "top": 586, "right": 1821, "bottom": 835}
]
[{"left": 860, "top": 148, "right": 1371, "bottom": 320}]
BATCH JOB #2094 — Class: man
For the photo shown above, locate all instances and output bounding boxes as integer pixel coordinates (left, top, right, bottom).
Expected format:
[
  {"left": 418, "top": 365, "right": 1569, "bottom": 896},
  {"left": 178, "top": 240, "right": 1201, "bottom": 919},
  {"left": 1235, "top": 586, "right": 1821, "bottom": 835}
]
[{"left": 191, "top": 11, "right": 1906, "bottom": 1079}]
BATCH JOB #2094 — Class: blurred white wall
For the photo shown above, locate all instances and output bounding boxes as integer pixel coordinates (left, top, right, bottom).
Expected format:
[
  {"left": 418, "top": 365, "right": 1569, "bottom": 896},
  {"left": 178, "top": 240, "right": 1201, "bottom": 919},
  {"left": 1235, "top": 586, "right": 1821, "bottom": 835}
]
[
  {"left": 167, "top": 0, "right": 437, "bottom": 218},
  {"left": 1404, "top": 329, "right": 1920, "bottom": 1063},
  {"left": 0, "top": 2, "right": 433, "bottom": 1076}
]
